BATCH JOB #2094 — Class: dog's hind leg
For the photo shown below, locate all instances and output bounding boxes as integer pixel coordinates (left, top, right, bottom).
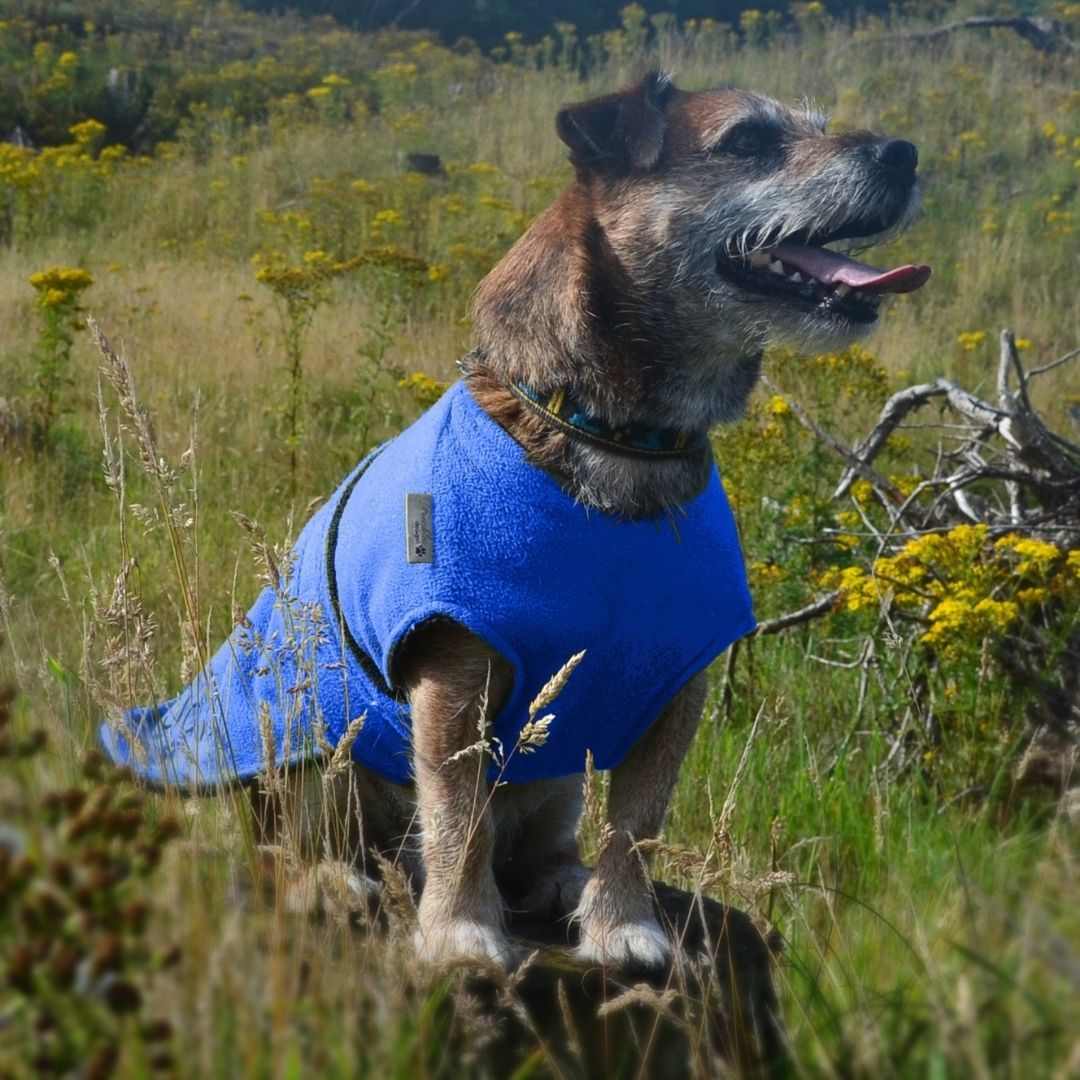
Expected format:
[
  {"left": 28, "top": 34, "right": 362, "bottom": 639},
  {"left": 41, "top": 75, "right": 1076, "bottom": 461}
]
[
  {"left": 397, "top": 620, "right": 517, "bottom": 967},
  {"left": 247, "top": 764, "right": 382, "bottom": 920},
  {"left": 573, "top": 671, "right": 708, "bottom": 971}
]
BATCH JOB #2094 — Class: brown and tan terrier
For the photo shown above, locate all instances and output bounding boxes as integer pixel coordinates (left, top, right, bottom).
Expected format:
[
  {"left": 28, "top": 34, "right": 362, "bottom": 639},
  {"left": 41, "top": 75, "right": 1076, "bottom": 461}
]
[{"left": 115, "top": 73, "right": 930, "bottom": 973}]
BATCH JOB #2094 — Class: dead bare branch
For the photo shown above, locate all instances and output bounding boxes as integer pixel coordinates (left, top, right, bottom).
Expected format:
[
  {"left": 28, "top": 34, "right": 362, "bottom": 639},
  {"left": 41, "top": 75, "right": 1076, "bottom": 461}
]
[
  {"left": 845, "top": 15, "right": 1077, "bottom": 55},
  {"left": 832, "top": 380, "right": 947, "bottom": 500},
  {"left": 749, "top": 591, "right": 842, "bottom": 637},
  {"left": 760, "top": 373, "right": 908, "bottom": 506},
  {"left": 1027, "top": 346, "right": 1080, "bottom": 381}
]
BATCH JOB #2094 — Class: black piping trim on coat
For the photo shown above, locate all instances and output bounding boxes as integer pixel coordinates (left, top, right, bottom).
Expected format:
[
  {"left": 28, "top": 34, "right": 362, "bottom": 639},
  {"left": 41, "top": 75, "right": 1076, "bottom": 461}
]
[{"left": 324, "top": 445, "right": 400, "bottom": 700}]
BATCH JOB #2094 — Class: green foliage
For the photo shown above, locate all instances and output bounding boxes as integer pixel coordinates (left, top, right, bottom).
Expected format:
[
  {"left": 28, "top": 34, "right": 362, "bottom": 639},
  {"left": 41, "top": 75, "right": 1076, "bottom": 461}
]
[
  {"left": 254, "top": 247, "right": 356, "bottom": 481},
  {"left": 26, "top": 264, "right": 94, "bottom": 452}
]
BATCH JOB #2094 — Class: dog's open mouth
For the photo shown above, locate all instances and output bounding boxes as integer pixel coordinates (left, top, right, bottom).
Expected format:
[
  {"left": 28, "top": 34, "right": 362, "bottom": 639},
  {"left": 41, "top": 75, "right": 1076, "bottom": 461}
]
[{"left": 717, "top": 224, "right": 931, "bottom": 324}]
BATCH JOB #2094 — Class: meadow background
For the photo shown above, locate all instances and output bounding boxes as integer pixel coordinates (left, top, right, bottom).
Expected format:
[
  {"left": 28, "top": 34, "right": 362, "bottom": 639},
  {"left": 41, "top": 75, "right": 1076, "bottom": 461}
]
[{"left": 1, "top": 0, "right": 1078, "bottom": 1075}]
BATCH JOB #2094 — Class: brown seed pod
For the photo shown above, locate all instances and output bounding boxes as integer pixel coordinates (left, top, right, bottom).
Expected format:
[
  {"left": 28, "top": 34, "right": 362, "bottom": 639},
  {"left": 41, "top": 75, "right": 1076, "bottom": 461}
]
[
  {"left": 100, "top": 974, "right": 142, "bottom": 1015},
  {"left": 148, "top": 1050, "right": 174, "bottom": 1073},
  {"left": 48, "top": 945, "right": 83, "bottom": 989},
  {"left": 80, "top": 747, "right": 106, "bottom": 778},
  {"left": 16, "top": 729, "right": 47, "bottom": 758},
  {"left": 84, "top": 1040, "right": 120, "bottom": 1080},
  {"left": 8, "top": 943, "right": 36, "bottom": 994},
  {"left": 49, "top": 857, "right": 74, "bottom": 889},
  {"left": 90, "top": 934, "right": 124, "bottom": 978},
  {"left": 140, "top": 1018, "right": 173, "bottom": 1042},
  {"left": 120, "top": 899, "right": 149, "bottom": 932}
]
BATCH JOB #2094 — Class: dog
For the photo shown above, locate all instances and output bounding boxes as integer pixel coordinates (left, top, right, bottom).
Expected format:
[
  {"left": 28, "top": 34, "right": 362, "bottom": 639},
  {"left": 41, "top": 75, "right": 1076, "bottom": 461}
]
[{"left": 102, "top": 72, "right": 929, "bottom": 972}]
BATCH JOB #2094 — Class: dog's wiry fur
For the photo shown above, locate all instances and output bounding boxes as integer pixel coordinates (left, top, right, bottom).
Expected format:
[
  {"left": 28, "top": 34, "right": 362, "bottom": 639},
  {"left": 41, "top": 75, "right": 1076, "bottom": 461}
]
[{"left": 263, "top": 73, "right": 925, "bottom": 972}]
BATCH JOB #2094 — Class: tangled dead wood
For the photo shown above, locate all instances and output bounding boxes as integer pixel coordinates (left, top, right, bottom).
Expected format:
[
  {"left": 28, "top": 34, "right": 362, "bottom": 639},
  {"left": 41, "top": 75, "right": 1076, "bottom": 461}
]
[
  {"left": 742, "top": 330, "right": 1079, "bottom": 798},
  {"left": 788, "top": 331, "right": 1080, "bottom": 543}
]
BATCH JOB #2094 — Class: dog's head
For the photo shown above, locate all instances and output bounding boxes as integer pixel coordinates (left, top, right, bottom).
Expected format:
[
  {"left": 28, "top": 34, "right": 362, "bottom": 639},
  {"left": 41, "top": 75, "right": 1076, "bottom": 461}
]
[
  {"left": 552, "top": 73, "right": 929, "bottom": 419},
  {"left": 472, "top": 75, "right": 929, "bottom": 431}
]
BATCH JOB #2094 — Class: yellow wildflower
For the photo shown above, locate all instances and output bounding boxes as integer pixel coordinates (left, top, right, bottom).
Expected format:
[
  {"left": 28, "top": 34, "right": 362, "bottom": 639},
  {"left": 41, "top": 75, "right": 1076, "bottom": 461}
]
[
  {"left": 851, "top": 479, "right": 875, "bottom": 506},
  {"left": 398, "top": 371, "right": 448, "bottom": 408},
  {"left": 749, "top": 561, "right": 786, "bottom": 585},
  {"left": 375, "top": 62, "right": 418, "bottom": 79},
  {"left": 69, "top": 118, "right": 106, "bottom": 147},
  {"left": 28, "top": 266, "right": 94, "bottom": 310},
  {"left": 995, "top": 534, "right": 1061, "bottom": 577},
  {"left": 372, "top": 208, "right": 404, "bottom": 227},
  {"left": 820, "top": 564, "right": 882, "bottom": 612}
]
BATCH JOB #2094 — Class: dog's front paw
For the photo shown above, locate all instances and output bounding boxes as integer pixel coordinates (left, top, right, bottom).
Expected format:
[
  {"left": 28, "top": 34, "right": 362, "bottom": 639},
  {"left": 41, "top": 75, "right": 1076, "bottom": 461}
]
[
  {"left": 520, "top": 862, "right": 593, "bottom": 919},
  {"left": 573, "top": 877, "right": 671, "bottom": 971},
  {"left": 575, "top": 916, "right": 671, "bottom": 972},
  {"left": 413, "top": 919, "right": 516, "bottom": 969}
]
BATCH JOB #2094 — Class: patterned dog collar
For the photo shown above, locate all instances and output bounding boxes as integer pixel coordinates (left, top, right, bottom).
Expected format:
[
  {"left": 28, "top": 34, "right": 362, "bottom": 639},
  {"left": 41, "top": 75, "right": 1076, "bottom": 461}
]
[{"left": 507, "top": 381, "right": 708, "bottom": 459}]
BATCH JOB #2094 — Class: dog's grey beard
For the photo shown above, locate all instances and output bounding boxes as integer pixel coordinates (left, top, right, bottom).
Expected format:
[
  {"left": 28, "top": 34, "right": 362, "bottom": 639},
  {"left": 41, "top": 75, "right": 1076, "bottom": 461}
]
[
  {"left": 649, "top": 349, "right": 764, "bottom": 430},
  {"left": 563, "top": 441, "right": 715, "bottom": 519}
]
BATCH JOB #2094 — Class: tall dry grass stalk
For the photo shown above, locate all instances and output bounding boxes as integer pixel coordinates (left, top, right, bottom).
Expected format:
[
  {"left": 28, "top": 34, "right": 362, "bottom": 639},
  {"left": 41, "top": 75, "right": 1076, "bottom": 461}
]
[{"left": 90, "top": 317, "right": 205, "bottom": 673}]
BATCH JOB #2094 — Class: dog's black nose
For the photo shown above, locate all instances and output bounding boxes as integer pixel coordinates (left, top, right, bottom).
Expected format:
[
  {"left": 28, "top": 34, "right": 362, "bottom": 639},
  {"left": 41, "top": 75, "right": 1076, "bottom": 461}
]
[{"left": 875, "top": 139, "right": 918, "bottom": 180}]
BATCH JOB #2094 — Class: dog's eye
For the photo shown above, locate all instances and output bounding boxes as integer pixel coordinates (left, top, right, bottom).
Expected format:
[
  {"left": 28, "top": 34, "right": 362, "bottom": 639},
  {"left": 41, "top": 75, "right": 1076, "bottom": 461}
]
[{"left": 714, "top": 122, "right": 774, "bottom": 158}]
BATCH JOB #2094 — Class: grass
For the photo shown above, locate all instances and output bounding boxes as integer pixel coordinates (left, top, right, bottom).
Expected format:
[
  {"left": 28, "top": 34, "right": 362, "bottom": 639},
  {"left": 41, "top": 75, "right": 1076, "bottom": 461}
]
[
  {"left": 677, "top": 699, "right": 1078, "bottom": 1074},
  {"left": 1, "top": 5, "right": 1079, "bottom": 1076}
]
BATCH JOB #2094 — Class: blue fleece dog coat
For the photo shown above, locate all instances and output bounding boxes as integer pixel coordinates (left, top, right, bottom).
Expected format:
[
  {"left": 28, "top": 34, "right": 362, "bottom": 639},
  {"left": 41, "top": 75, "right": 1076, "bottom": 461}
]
[{"left": 101, "top": 381, "right": 755, "bottom": 788}]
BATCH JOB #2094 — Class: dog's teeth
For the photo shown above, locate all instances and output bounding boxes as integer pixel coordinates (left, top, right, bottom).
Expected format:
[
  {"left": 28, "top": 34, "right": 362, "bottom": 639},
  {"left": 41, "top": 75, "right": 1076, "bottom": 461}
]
[
  {"left": 789, "top": 272, "right": 803, "bottom": 283},
  {"left": 769, "top": 260, "right": 785, "bottom": 275},
  {"left": 835, "top": 284, "right": 852, "bottom": 298},
  {"left": 748, "top": 251, "right": 771, "bottom": 269}
]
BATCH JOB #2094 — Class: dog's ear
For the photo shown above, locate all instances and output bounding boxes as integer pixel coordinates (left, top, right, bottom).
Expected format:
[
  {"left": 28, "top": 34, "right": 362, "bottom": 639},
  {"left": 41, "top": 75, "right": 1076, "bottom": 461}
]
[{"left": 556, "top": 72, "right": 676, "bottom": 174}]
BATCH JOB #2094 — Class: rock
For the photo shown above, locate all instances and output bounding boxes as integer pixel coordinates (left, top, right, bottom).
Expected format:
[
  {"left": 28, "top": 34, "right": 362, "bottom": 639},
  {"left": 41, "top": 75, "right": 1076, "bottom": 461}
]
[
  {"left": 460, "top": 880, "right": 785, "bottom": 1077},
  {"left": 400, "top": 152, "right": 444, "bottom": 176}
]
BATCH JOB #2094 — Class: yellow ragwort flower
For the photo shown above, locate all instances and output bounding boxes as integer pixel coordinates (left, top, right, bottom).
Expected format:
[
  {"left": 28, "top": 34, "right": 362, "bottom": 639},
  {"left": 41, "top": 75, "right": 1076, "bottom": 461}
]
[{"left": 957, "top": 330, "right": 988, "bottom": 351}]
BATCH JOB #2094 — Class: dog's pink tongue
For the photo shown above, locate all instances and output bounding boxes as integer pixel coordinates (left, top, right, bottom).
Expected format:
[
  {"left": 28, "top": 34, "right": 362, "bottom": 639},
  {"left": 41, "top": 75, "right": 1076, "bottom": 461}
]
[{"left": 772, "top": 242, "right": 931, "bottom": 294}]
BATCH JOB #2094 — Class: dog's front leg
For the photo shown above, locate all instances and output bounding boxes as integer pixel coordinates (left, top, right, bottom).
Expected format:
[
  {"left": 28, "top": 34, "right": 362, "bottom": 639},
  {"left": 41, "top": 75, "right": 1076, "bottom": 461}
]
[
  {"left": 398, "top": 621, "right": 515, "bottom": 967},
  {"left": 575, "top": 671, "right": 708, "bottom": 971}
]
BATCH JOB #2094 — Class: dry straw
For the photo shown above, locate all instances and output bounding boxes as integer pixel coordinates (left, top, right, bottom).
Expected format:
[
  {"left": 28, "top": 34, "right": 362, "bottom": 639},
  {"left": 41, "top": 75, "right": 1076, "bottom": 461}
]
[{"left": 90, "top": 316, "right": 206, "bottom": 671}]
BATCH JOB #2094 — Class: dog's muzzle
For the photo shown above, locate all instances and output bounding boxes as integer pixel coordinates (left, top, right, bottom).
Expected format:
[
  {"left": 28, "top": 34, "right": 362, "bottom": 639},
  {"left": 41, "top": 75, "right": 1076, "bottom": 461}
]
[{"left": 715, "top": 147, "right": 931, "bottom": 324}]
